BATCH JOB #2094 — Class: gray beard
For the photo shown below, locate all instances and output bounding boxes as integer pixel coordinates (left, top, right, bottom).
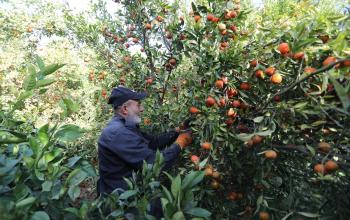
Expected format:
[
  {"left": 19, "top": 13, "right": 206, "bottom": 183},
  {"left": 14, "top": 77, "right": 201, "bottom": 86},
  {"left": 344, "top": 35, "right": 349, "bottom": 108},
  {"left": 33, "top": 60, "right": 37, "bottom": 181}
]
[{"left": 126, "top": 115, "right": 141, "bottom": 124}]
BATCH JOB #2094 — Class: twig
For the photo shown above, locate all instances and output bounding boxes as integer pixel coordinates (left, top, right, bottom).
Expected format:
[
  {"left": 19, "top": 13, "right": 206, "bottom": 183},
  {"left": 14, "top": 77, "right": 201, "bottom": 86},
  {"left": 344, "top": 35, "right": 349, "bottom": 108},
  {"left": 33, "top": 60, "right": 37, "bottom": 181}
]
[{"left": 263, "top": 57, "right": 350, "bottom": 107}]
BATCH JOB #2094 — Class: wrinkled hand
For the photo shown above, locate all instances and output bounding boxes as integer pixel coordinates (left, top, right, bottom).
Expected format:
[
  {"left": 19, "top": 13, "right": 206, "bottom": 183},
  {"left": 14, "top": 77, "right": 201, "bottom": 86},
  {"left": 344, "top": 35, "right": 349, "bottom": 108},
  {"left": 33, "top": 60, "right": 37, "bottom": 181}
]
[{"left": 175, "top": 132, "right": 192, "bottom": 149}]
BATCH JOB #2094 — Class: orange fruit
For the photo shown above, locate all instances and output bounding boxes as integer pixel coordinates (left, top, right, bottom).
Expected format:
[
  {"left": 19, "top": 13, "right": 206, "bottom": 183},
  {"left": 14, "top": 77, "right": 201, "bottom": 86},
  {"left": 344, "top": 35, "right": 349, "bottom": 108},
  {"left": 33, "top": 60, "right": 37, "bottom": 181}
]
[
  {"left": 228, "top": 10, "right": 237, "bottom": 18},
  {"left": 246, "top": 139, "right": 254, "bottom": 148},
  {"left": 156, "top": 15, "right": 163, "bottom": 22},
  {"left": 190, "top": 155, "right": 200, "bottom": 163},
  {"left": 169, "top": 58, "right": 176, "bottom": 65},
  {"left": 227, "top": 108, "right": 237, "bottom": 118},
  {"left": 274, "top": 95, "right": 281, "bottom": 102},
  {"left": 146, "top": 78, "right": 153, "bottom": 85},
  {"left": 194, "top": 15, "right": 201, "bottom": 22},
  {"left": 227, "top": 88, "right": 238, "bottom": 97},
  {"left": 204, "top": 167, "right": 213, "bottom": 176},
  {"left": 255, "top": 70, "right": 265, "bottom": 79},
  {"left": 230, "top": 25, "right": 237, "bottom": 32},
  {"left": 250, "top": 59, "right": 258, "bottom": 68},
  {"left": 218, "top": 23, "right": 226, "bottom": 31},
  {"left": 314, "top": 164, "right": 325, "bottom": 174},
  {"left": 101, "top": 89, "right": 107, "bottom": 98},
  {"left": 278, "top": 42, "right": 290, "bottom": 55},
  {"left": 232, "top": 100, "right": 241, "bottom": 108},
  {"left": 215, "top": 79, "right": 224, "bottom": 89},
  {"left": 322, "top": 56, "right": 337, "bottom": 66},
  {"left": 206, "top": 96, "right": 216, "bottom": 107},
  {"left": 264, "top": 150, "right": 277, "bottom": 159},
  {"left": 293, "top": 52, "right": 304, "bottom": 60},
  {"left": 318, "top": 142, "right": 331, "bottom": 153},
  {"left": 227, "top": 192, "right": 238, "bottom": 201},
  {"left": 342, "top": 60, "right": 350, "bottom": 67},
  {"left": 132, "top": 38, "right": 139, "bottom": 43},
  {"left": 201, "top": 142, "right": 212, "bottom": 150},
  {"left": 270, "top": 73, "right": 282, "bottom": 84},
  {"left": 189, "top": 106, "right": 200, "bottom": 114},
  {"left": 304, "top": 67, "right": 316, "bottom": 74},
  {"left": 265, "top": 67, "right": 276, "bottom": 76},
  {"left": 325, "top": 160, "right": 339, "bottom": 172},
  {"left": 145, "top": 23, "right": 152, "bottom": 29},
  {"left": 219, "top": 98, "right": 226, "bottom": 107},
  {"left": 252, "top": 135, "right": 263, "bottom": 144},
  {"left": 259, "top": 211, "right": 270, "bottom": 220},
  {"left": 207, "top": 14, "right": 214, "bottom": 21},
  {"left": 240, "top": 82, "right": 251, "bottom": 90},
  {"left": 212, "top": 17, "right": 220, "bottom": 22}
]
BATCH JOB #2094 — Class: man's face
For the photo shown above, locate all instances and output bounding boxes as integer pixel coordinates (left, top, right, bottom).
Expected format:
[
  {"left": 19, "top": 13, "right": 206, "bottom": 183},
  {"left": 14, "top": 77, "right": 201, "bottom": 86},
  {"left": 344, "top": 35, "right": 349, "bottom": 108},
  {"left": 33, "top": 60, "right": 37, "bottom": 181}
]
[{"left": 125, "top": 100, "right": 144, "bottom": 124}]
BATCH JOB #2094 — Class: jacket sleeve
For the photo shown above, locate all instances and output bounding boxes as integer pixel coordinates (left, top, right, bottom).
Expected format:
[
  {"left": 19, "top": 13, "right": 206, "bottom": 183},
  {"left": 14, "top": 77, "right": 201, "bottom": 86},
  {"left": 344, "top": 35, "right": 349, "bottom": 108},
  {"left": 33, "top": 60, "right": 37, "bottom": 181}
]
[
  {"left": 142, "top": 130, "right": 179, "bottom": 150},
  {"left": 107, "top": 129, "right": 181, "bottom": 170}
]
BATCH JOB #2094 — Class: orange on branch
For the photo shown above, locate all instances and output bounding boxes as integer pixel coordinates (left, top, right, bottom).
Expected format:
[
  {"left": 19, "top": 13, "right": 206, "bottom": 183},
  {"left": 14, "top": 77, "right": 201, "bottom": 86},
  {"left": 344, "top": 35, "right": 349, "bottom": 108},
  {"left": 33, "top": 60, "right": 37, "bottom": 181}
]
[
  {"left": 206, "top": 96, "right": 216, "bottom": 107},
  {"left": 314, "top": 164, "right": 325, "bottom": 174},
  {"left": 270, "top": 73, "right": 282, "bottom": 84},
  {"left": 325, "top": 160, "right": 339, "bottom": 172},
  {"left": 264, "top": 150, "right": 277, "bottom": 159},
  {"left": 278, "top": 42, "right": 290, "bottom": 55},
  {"left": 201, "top": 142, "right": 212, "bottom": 150}
]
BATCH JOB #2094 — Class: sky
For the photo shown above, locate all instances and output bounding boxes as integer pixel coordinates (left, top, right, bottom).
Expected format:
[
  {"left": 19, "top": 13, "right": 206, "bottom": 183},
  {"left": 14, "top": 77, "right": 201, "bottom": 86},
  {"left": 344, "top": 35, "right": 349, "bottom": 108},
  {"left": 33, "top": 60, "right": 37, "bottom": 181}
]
[{"left": 62, "top": 0, "right": 264, "bottom": 13}]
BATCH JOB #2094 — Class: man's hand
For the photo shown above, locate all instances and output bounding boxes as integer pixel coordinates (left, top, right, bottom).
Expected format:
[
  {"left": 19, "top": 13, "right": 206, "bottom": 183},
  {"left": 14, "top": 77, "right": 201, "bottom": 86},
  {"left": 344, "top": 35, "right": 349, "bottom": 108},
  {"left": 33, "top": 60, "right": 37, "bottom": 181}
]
[{"left": 175, "top": 132, "right": 192, "bottom": 149}]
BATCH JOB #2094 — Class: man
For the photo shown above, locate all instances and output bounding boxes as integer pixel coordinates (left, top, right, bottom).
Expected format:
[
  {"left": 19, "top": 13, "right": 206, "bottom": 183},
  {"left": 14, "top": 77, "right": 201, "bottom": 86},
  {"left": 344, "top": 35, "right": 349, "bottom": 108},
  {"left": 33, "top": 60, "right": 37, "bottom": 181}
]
[{"left": 97, "top": 86, "right": 192, "bottom": 216}]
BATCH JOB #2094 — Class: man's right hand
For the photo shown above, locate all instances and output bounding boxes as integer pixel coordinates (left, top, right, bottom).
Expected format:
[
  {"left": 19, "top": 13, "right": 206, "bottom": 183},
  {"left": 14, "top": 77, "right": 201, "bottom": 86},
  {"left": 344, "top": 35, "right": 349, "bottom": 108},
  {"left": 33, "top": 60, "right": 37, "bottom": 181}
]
[{"left": 175, "top": 132, "right": 192, "bottom": 149}]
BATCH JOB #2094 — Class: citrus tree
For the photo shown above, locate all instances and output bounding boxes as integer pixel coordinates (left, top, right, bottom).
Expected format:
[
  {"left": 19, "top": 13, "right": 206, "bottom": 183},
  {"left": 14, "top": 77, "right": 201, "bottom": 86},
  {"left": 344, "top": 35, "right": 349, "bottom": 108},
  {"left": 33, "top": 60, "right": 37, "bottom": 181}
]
[{"left": 90, "top": 0, "right": 350, "bottom": 219}]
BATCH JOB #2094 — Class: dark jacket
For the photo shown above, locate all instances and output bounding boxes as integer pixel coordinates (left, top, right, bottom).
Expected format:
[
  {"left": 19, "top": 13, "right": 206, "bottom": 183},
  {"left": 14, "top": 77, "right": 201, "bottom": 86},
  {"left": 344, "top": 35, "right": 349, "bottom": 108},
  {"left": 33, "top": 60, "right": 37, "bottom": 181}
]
[{"left": 97, "top": 115, "right": 180, "bottom": 194}]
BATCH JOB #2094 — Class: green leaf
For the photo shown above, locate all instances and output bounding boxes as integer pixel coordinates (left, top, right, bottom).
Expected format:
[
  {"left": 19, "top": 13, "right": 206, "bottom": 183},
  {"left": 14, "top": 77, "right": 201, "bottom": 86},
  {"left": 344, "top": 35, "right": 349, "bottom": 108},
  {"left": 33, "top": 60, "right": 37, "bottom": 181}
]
[
  {"left": 59, "top": 98, "right": 80, "bottom": 117},
  {"left": 162, "top": 185, "right": 174, "bottom": 204},
  {"left": 329, "top": 32, "right": 348, "bottom": 54},
  {"left": 172, "top": 211, "right": 185, "bottom": 220},
  {"left": 44, "top": 148, "right": 64, "bottom": 163},
  {"left": 38, "top": 124, "right": 49, "bottom": 145},
  {"left": 185, "top": 208, "right": 211, "bottom": 218},
  {"left": 30, "top": 211, "right": 50, "bottom": 220},
  {"left": 119, "top": 190, "right": 138, "bottom": 200},
  {"left": 253, "top": 116, "right": 264, "bottom": 123},
  {"left": 66, "top": 156, "right": 81, "bottom": 168},
  {"left": 35, "top": 78, "right": 56, "bottom": 88},
  {"left": 68, "top": 185, "right": 81, "bottom": 201},
  {"left": 171, "top": 175, "right": 181, "bottom": 199},
  {"left": 42, "top": 181, "right": 53, "bottom": 192},
  {"left": 297, "top": 212, "right": 320, "bottom": 218},
  {"left": 23, "top": 65, "right": 37, "bottom": 91},
  {"left": 64, "top": 207, "right": 80, "bottom": 217},
  {"left": 16, "top": 196, "right": 36, "bottom": 208},
  {"left": 182, "top": 171, "right": 204, "bottom": 191},
  {"left": 329, "top": 75, "right": 350, "bottom": 110},
  {"left": 39, "top": 64, "right": 65, "bottom": 76},
  {"left": 0, "top": 130, "right": 26, "bottom": 144},
  {"left": 54, "top": 124, "right": 84, "bottom": 142},
  {"left": 66, "top": 168, "right": 87, "bottom": 186},
  {"left": 36, "top": 56, "right": 45, "bottom": 71}
]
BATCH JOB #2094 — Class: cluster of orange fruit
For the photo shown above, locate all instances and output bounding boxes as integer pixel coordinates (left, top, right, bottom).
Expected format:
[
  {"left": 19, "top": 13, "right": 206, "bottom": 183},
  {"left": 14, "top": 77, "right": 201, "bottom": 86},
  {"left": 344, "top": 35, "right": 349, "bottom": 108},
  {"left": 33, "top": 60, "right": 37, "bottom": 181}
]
[
  {"left": 313, "top": 142, "right": 339, "bottom": 174},
  {"left": 89, "top": 71, "right": 107, "bottom": 82}
]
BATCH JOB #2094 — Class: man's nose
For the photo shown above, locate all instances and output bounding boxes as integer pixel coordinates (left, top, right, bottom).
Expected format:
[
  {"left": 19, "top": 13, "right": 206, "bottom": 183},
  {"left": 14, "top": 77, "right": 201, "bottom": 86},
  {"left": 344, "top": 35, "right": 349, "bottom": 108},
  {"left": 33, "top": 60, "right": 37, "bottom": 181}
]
[{"left": 140, "top": 105, "right": 144, "bottom": 112}]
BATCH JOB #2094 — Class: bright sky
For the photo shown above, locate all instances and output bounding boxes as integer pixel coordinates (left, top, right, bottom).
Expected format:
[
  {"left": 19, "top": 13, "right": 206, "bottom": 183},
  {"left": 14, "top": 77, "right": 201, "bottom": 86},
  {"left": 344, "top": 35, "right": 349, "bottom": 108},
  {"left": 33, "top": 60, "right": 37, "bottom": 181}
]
[{"left": 62, "top": 0, "right": 263, "bottom": 12}]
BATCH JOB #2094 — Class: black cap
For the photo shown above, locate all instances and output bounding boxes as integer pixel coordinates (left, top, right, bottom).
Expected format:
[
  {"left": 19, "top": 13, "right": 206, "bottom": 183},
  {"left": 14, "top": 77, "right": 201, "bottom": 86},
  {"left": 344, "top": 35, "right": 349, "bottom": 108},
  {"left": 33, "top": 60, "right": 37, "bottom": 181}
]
[{"left": 108, "top": 86, "right": 148, "bottom": 107}]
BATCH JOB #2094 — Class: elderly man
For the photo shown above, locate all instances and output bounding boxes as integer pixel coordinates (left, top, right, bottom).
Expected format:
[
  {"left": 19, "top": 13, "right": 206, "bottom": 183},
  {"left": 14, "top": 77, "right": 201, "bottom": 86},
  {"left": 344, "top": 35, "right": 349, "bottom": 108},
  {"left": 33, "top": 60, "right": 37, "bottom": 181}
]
[{"left": 97, "top": 86, "right": 192, "bottom": 213}]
